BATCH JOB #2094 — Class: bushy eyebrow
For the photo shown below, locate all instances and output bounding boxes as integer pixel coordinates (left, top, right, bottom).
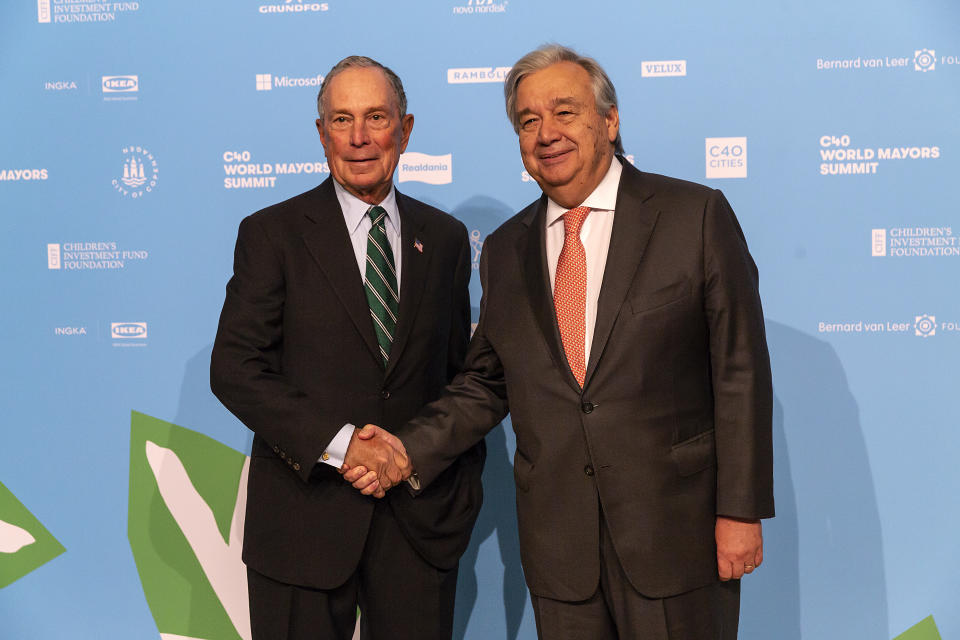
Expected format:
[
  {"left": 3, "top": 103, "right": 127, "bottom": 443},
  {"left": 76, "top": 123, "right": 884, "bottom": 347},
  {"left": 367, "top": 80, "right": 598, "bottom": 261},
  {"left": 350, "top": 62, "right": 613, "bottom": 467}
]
[{"left": 517, "top": 96, "right": 583, "bottom": 119}]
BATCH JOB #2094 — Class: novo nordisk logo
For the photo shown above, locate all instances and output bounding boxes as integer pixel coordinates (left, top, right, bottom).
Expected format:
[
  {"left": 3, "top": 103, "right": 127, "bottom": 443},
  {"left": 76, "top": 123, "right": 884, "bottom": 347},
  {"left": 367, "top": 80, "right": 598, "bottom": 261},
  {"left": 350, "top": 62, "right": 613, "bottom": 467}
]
[
  {"left": 112, "top": 322, "right": 147, "bottom": 339},
  {"left": 102, "top": 76, "right": 139, "bottom": 93},
  {"left": 641, "top": 60, "right": 687, "bottom": 77},
  {"left": 446, "top": 67, "right": 511, "bottom": 84},
  {"left": 398, "top": 152, "right": 452, "bottom": 185}
]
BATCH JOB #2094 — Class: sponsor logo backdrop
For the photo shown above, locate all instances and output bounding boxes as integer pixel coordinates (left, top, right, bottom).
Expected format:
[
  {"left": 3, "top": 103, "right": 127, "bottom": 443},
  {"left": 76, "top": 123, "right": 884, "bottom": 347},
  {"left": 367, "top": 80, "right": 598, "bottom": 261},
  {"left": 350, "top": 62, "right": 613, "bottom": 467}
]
[{"left": 0, "top": 1, "right": 957, "bottom": 639}]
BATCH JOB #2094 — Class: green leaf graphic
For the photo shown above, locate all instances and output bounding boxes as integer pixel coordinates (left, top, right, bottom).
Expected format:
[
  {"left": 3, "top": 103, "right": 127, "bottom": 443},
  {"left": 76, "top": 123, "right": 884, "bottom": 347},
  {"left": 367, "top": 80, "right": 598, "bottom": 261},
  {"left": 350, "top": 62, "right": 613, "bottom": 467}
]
[
  {"left": 128, "top": 411, "right": 249, "bottom": 640},
  {"left": 893, "top": 616, "right": 942, "bottom": 640},
  {"left": 0, "top": 481, "right": 65, "bottom": 589}
]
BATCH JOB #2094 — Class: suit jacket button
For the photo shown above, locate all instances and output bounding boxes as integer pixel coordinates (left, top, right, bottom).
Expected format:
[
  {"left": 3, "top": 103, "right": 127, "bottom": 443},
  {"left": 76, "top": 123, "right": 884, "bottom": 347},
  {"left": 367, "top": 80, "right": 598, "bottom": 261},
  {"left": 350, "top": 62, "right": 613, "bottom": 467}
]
[
  {"left": 293, "top": 462, "right": 301, "bottom": 471},
  {"left": 381, "top": 390, "right": 391, "bottom": 399},
  {"left": 581, "top": 402, "right": 594, "bottom": 414},
  {"left": 584, "top": 465, "right": 595, "bottom": 476}
]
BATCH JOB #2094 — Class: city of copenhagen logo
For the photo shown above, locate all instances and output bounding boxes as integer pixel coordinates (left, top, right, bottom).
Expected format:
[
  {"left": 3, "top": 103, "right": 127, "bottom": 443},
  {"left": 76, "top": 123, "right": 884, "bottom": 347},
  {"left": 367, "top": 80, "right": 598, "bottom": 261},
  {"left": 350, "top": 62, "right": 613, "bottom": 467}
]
[
  {"left": 398, "top": 152, "right": 452, "bottom": 185},
  {"left": 111, "top": 322, "right": 147, "bottom": 339},
  {"left": 112, "top": 146, "right": 158, "bottom": 198}
]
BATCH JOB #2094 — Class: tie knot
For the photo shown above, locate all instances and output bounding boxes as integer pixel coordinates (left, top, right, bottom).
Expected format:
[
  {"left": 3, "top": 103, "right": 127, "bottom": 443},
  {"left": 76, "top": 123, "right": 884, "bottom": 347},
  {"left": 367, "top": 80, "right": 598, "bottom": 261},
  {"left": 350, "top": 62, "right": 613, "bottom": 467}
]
[
  {"left": 368, "top": 205, "right": 387, "bottom": 227},
  {"left": 563, "top": 206, "right": 591, "bottom": 237}
]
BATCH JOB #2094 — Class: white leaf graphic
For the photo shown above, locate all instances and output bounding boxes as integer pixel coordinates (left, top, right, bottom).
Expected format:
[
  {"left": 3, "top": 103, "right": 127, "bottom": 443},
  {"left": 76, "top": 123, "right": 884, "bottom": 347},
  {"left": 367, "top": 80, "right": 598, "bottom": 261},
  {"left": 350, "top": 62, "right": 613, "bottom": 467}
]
[
  {"left": 145, "top": 441, "right": 251, "bottom": 640},
  {"left": 0, "top": 518, "right": 36, "bottom": 554}
]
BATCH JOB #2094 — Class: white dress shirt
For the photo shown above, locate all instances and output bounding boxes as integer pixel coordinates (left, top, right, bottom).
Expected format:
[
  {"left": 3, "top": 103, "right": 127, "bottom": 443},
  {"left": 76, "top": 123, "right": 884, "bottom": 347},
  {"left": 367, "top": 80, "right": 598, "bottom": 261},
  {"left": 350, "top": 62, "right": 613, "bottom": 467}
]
[
  {"left": 321, "top": 181, "right": 402, "bottom": 468},
  {"left": 545, "top": 156, "right": 622, "bottom": 365}
]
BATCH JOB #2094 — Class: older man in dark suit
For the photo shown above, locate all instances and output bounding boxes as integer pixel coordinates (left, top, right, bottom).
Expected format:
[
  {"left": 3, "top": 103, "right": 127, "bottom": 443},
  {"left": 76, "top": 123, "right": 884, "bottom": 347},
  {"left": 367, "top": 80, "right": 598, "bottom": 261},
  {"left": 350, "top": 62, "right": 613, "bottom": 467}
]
[
  {"left": 346, "top": 45, "right": 774, "bottom": 639},
  {"left": 211, "top": 56, "right": 484, "bottom": 640}
]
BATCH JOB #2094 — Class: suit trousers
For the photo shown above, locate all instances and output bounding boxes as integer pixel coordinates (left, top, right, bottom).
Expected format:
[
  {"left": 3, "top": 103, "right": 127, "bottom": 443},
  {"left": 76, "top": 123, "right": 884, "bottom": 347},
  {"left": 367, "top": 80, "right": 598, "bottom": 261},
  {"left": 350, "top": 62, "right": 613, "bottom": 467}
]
[
  {"left": 531, "top": 510, "right": 740, "bottom": 640},
  {"left": 248, "top": 500, "right": 459, "bottom": 640}
]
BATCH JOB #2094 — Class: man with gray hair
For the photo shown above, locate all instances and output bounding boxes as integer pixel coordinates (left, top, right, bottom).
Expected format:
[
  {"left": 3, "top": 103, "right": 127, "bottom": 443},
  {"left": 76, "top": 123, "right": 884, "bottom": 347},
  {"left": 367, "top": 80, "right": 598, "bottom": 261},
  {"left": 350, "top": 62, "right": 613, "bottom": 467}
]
[
  {"left": 346, "top": 44, "right": 774, "bottom": 639},
  {"left": 211, "top": 55, "right": 484, "bottom": 639}
]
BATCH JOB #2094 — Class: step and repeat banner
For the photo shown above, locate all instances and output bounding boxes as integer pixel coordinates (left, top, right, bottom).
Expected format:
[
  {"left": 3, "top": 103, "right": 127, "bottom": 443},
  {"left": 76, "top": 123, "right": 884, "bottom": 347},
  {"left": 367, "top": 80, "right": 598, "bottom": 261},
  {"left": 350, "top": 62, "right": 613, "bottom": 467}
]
[{"left": 1, "top": 1, "right": 957, "bottom": 638}]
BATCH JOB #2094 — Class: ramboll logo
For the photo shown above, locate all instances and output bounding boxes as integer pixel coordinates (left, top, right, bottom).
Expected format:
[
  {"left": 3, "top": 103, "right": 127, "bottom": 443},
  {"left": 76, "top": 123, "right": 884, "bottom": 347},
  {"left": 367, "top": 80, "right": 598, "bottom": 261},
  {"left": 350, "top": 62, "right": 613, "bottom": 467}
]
[
  {"left": 102, "top": 75, "right": 139, "bottom": 93},
  {"left": 447, "top": 67, "right": 511, "bottom": 84},
  {"left": 641, "top": 60, "right": 687, "bottom": 77},
  {"left": 705, "top": 137, "right": 747, "bottom": 179},
  {"left": 113, "top": 146, "right": 159, "bottom": 198},
  {"left": 398, "top": 152, "right": 453, "bottom": 185},
  {"left": 112, "top": 322, "right": 148, "bottom": 339},
  {"left": 914, "top": 315, "right": 936, "bottom": 337},
  {"left": 914, "top": 49, "right": 935, "bottom": 72}
]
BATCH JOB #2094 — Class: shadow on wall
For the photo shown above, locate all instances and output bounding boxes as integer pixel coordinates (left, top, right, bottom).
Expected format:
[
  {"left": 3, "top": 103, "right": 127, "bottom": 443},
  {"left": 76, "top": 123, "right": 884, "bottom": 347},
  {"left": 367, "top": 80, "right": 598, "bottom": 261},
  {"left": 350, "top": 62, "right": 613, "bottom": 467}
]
[
  {"left": 740, "top": 321, "right": 887, "bottom": 640},
  {"left": 453, "top": 423, "right": 527, "bottom": 640},
  {"left": 173, "top": 344, "right": 254, "bottom": 456}
]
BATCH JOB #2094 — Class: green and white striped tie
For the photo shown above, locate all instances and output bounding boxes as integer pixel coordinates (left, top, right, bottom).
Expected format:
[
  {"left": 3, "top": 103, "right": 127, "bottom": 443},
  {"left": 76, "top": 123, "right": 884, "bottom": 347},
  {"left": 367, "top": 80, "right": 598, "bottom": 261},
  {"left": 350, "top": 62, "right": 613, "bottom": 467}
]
[{"left": 364, "top": 205, "right": 399, "bottom": 366}]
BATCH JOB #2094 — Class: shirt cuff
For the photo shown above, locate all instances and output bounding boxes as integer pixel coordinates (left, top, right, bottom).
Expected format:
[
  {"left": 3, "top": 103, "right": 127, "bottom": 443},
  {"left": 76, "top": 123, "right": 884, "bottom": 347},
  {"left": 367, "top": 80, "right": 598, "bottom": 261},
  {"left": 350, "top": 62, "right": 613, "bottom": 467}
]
[{"left": 319, "top": 423, "right": 355, "bottom": 468}]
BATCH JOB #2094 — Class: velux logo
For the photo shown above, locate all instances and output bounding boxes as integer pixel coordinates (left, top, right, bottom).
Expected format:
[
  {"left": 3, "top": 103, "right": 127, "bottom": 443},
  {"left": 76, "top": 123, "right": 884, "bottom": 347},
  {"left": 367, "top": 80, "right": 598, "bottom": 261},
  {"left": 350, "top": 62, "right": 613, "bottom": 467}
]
[{"left": 641, "top": 60, "right": 687, "bottom": 77}]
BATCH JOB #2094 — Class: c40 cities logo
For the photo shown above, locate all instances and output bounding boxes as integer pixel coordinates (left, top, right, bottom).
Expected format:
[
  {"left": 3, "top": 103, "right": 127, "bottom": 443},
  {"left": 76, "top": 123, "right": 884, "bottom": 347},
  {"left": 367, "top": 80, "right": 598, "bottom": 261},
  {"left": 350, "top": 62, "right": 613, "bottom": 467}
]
[
  {"left": 0, "top": 481, "right": 65, "bottom": 589},
  {"left": 128, "top": 411, "right": 251, "bottom": 640}
]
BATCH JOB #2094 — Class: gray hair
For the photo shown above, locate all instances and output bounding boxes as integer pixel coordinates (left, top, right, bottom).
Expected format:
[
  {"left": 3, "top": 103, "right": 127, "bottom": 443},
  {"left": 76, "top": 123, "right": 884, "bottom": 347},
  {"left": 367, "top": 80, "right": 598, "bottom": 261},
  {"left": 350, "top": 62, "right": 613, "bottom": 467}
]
[
  {"left": 504, "top": 44, "right": 624, "bottom": 155},
  {"left": 316, "top": 56, "right": 407, "bottom": 123}
]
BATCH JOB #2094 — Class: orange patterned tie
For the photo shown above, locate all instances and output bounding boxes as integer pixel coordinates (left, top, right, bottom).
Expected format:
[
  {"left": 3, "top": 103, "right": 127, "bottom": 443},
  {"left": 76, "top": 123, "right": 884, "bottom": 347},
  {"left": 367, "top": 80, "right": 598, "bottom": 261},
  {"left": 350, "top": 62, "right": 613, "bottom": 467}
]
[{"left": 554, "top": 206, "right": 591, "bottom": 387}]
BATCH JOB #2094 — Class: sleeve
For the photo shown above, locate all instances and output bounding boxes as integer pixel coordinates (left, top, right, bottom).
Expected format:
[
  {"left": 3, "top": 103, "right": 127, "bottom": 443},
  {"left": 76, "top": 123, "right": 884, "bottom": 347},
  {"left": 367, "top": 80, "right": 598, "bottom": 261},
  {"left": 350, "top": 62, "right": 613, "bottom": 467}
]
[
  {"left": 394, "top": 236, "right": 509, "bottom": 489},
  {"left": 209, "top": 214, "right": 338, "bottom": 482},
  {"left": 702, "top": 189, "right": 775, "bottom": 519}
]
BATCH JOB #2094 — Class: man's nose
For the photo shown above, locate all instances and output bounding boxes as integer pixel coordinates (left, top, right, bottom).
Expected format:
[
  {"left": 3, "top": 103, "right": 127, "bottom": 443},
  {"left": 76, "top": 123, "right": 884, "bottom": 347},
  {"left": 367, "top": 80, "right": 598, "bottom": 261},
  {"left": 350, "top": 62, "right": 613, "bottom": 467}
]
[
  {"left": 537, "top": 116, "right": 561, "bottom": 145},
  {"left": 349, "top": 120, "right": 370, "bottom": 146}
]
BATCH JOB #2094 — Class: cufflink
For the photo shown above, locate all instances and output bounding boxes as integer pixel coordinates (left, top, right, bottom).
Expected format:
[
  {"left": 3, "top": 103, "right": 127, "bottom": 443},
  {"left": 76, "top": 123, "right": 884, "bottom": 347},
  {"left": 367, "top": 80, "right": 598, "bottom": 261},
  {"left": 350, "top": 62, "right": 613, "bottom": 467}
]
[{"left": 321, "top": 452, "right": 330, "bottom": 461}]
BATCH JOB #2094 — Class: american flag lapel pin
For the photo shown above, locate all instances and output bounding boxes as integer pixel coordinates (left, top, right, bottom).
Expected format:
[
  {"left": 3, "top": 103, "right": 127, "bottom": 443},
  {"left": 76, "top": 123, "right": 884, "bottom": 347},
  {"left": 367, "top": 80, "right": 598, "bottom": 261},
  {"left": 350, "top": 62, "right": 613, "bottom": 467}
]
[{"left": 413, "top": 238, "right": 423, "bottom": 253}]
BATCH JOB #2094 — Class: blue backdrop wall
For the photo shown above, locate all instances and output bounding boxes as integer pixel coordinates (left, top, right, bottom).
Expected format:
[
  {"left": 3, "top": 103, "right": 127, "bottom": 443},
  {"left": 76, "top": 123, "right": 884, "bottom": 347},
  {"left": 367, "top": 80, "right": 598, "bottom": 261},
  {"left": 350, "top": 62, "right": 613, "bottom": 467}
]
[{"left": 1, "top": 1, "right": 958, "bottom": 638}]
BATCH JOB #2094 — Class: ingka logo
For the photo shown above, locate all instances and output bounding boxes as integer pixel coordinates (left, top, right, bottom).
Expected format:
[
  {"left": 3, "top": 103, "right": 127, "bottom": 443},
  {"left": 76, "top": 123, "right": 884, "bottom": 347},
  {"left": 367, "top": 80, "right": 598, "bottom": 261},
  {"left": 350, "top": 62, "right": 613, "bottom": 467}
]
[
  {"left": 102, "top": 75, "right": 139, "bottom": 93},
  {"left": 111, "top": 322, "right": 147, "bottom": 339}
]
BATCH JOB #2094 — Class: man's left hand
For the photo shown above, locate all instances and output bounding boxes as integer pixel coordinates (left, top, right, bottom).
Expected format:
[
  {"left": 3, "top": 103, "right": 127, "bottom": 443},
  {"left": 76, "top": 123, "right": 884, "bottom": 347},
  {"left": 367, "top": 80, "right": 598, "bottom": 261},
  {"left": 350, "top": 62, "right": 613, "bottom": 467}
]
[{"left": 715, "top": 516, "right": 763, "bottom": 581}]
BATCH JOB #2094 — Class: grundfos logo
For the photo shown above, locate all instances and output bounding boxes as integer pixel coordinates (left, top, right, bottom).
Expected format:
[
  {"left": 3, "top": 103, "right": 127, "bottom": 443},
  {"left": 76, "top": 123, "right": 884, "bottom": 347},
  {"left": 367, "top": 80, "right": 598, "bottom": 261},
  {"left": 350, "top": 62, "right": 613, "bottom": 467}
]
[{"left": 112, "top": 322, "right": 147, "bottom": 339}]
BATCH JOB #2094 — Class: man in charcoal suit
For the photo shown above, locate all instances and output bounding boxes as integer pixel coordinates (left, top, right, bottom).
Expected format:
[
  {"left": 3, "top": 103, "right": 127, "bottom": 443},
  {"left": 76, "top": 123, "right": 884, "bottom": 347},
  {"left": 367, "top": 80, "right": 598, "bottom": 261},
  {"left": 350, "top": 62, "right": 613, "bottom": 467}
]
[
  {"left": 345, "top": 45, "right": 774, "bottom": 639},
  {"left": 211, "top": 55, "right": 484, "bottom": 640}
]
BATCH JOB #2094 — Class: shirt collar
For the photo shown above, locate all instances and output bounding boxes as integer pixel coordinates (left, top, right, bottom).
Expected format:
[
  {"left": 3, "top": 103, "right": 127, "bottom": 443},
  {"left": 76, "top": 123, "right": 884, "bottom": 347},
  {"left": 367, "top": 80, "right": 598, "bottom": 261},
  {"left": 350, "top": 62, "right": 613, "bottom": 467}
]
[
  {"left": 333, "top": 179, "right": 401, "bottom": 237},
  {"left": 545, "top": 156, "right": 623, "bottom": 228}
]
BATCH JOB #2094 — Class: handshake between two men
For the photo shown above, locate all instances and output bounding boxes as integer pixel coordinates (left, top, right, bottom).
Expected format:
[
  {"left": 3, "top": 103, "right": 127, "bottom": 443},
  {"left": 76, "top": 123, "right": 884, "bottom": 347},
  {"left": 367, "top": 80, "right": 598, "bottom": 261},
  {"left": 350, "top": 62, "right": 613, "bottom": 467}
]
[{"left": 338, "top": 425, "right": 412, "bottom": 499}]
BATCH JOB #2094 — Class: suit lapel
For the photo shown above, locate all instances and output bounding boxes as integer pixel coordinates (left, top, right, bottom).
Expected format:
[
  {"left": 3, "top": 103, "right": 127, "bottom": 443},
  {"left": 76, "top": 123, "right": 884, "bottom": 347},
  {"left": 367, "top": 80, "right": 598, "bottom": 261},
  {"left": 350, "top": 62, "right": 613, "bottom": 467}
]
[
  {"left": 301, "top": 179, "right": 382, "bottom": 366},
  {"left": 584, "top": 162, "right": 660, "bottom": 388},
  {"left": 384, "top": 192, "right": 430, "bottom": 380},
  {"left": 517, "top": 197, "right": 583, "bottom": 393}
]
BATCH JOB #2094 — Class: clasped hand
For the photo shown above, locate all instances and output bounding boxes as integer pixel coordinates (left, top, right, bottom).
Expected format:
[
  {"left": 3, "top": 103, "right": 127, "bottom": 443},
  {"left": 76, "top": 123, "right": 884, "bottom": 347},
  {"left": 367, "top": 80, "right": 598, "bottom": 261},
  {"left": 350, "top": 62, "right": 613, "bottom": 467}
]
[{"left": 339, "top": 424, "right": 411, "bottom": 499}]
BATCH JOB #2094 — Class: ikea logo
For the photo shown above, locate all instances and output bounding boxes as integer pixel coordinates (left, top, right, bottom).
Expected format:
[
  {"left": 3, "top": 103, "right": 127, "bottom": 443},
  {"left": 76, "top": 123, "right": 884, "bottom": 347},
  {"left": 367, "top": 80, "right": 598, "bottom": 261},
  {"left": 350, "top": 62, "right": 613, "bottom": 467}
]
[
  {"left": 102, "top": 75, "right": 139, "bottom": 93},
  {"left": 111, "top": 322, "right": 147, "bottom": 339}
]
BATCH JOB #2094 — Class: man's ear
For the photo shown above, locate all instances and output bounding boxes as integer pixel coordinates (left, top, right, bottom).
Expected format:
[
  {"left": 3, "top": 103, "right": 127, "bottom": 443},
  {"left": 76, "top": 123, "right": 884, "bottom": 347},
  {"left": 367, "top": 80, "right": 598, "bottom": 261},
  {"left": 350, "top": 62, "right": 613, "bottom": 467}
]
[
  {"left": 398, "top": 113, "right": 414, "bottom": 153},
  {"left": 605, "top": 106, "right": 619, "bottom": 145}
]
